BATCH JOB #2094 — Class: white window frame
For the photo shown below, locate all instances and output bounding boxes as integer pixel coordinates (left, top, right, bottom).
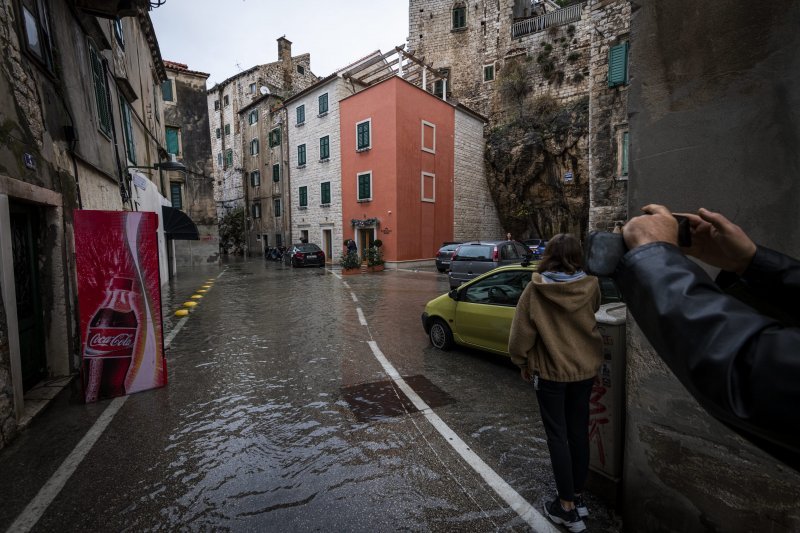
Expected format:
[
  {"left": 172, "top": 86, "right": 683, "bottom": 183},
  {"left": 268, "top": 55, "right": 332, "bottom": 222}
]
[
  {"left": 357, "top": 170, "right": 373, "bottom": 202},
  {"left": 421, "top": 172, "right": 436, "bottom": 203},
  {"left": 421, "top": 120, "right": 436, "bottom": 154},
  {"left": 356, "top": 118, "right": 372, "bottom": 152}
]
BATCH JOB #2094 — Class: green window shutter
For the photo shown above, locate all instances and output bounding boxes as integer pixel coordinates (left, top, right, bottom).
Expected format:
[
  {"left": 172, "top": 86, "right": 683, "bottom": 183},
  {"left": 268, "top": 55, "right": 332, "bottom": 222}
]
[
  {"left": 274, "top": 199, "right": 281, "bottom": 217},
  {"left": 297, "top": 105, "right": 305, "bottom": 124},
  {"left": 270, "top": 128, "right": 281, "bottom": 147},
  {"left": 453, "top": 7, "right": 466, "bottom": 29},
  {"left": 215, "top": 128, "right": 220, "bottom": 139},
  {"left": 321, "top": 182, "right": 331, "bottom": 204},
  {"left": 357, "top": 122, "right": 370, "bottom": 150},
  {"left": 608, "top": 42, "right": 629, "bottom": 88},
  {"left": 272, "top": 164, "right": 280, "bottom": 182},
  {"left": 170, "top": 183, "right": 182, "bottom": 209},
  {"left": 320, "top": 136, "right": 330, "bottom": 160},
  {"left": 358, "top": 173, "right": 371, "bottom": 200},
  {"left": 165, "top": 127, "right": 179, "bottom": 156},
  {"left": 217, "top": 153, "right": 222, "bottom": 166},
  {"left": 319, "top": 93, "right": 328, "bottom": 114},
  {"left": 89, "top": 45, "right": 111, "bottom": 136},
  {"left": 224, "top": 124, "right": 230, "bottom": 135},
  {"left": 122, "top": 101, "right": 136, "bottom": 164},
  {"left": 621, "top": 131, "right": 629, "bottom": 176},
  {"left": 161, "top": 79, "right": 173, "bottom": 101},
  {"left": 298, "top": 144, "right": 306, "bottom": 166},
  {"left": 225, "top": 149, "right": 233, "bottom": 168},
  {"left": 299, "top": 186, "right": 307, "bottom": 207}
]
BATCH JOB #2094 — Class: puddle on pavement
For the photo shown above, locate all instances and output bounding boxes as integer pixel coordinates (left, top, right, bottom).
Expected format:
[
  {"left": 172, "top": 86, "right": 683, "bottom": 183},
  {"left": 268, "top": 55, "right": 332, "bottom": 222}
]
[{"left": 341, "top": 375, "right": 455, "bottom": 422}]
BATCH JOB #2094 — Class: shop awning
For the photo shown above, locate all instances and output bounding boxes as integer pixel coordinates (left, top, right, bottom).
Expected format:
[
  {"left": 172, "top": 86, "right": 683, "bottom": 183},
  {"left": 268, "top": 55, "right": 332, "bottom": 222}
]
[{"left": 161, "top": 205, "right": 199, "bottom": 240}]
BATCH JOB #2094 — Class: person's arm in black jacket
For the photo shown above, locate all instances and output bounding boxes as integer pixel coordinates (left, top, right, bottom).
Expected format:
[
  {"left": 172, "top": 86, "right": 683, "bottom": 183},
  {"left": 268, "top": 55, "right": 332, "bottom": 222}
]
[{"left": 618, "top": 205, "right": 800, "bottom": 469}]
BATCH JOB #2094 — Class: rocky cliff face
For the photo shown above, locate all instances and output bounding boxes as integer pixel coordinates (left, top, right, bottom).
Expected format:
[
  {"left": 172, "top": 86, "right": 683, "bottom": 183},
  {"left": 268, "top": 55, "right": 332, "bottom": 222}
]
[{"left": 485, "top": 84, "right": 589, "bottom": 240}]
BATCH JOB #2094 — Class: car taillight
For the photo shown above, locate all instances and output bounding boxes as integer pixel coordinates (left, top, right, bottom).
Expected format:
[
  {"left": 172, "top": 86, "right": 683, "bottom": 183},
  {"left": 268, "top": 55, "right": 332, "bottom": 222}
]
[
  {"left": 492, "top": 246, "right": 500, "bottom": 261},
  {"left": 296, "top": 252, "right": 305, "bottom": 258}
]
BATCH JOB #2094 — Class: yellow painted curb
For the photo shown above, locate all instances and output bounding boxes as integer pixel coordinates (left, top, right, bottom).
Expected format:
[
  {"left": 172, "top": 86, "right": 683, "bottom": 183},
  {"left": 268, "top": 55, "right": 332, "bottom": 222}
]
[
  {"left": 175, "top": 309, "right": 189, "bottom": 317},
  {"left": 183, "top": 301, "right": 198, "bottom": 308},
  {"left": 191, "top": 294, "right": 203, "bottom": 299}
]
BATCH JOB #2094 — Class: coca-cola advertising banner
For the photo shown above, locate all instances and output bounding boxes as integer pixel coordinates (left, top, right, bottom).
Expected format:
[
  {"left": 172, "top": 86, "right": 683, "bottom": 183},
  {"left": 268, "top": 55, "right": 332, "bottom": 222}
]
[{"left": 74, "top": 210, "right": 166, "bottom": 403}]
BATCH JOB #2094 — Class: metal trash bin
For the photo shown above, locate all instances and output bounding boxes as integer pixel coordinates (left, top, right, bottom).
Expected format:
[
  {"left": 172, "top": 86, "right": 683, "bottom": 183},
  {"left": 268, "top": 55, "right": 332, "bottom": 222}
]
[{"left": 589, "top": 303, "right": 627, "bottom": 484}]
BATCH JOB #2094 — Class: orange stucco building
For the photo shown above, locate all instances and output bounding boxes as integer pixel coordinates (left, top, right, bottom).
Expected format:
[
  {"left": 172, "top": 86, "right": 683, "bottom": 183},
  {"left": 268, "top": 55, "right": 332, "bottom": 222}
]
[{"left": 340, "top": 76, "right": 462, "bottom": 266}]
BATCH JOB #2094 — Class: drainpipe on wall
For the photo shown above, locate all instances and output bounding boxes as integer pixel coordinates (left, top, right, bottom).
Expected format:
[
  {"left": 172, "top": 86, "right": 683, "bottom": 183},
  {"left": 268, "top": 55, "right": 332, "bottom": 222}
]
[{"left": 587, "top": 1, "right": 596, "bottom": 231}]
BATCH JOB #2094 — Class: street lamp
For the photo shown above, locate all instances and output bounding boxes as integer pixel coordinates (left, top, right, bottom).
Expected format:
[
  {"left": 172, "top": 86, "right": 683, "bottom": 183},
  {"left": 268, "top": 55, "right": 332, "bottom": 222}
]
[{"left": 126, "top": 155, "right": 187, "bottom": 200}]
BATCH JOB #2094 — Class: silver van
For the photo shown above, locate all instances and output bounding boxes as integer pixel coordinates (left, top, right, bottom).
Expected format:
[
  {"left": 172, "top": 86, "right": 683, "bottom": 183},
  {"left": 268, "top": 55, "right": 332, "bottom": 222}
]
[{"left": 448, "top": 240, "right": 532, "bottom": 289}]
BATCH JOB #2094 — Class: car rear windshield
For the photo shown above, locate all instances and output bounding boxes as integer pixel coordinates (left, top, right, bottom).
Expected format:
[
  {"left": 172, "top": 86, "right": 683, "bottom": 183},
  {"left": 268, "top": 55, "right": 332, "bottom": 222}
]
[
  {"left": 297, "top": 244, "right": 321, "bottom": 252},
  {"left": 439, "top": 244, "right": 460, "bottom": 252},
  {"left": 453, "top": 245, "right": 493, "bottom": 261}
]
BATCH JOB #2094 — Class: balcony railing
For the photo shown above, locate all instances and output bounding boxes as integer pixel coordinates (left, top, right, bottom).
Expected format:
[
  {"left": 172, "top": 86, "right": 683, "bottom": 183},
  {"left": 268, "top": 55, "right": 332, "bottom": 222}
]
[{"left": 511, "top": 2, "right": 585, "bottom": 38}]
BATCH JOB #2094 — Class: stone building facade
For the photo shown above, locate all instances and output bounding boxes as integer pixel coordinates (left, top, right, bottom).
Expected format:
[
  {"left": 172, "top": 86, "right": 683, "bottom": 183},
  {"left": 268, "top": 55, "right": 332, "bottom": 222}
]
[
  {"left": 408, "top": 0, "right": 630, "bottom": 237},
  {"left": 0, "top": 0, "right": 171, "bottom": 450},
  {"left": 238, "top": 95, "right": 292, "bottom": 254},
  {"left": 207, "top": 37, "right": 318, "bottom": 224},
  {"left": 163, "top": 61, "right": 219, "bottom": 266}
]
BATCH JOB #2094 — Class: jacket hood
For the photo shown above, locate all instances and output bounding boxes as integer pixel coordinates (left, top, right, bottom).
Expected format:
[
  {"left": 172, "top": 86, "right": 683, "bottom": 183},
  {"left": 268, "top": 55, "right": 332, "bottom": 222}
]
[{"left": 531, "top": 272, "right": 597, "bottom": 312}]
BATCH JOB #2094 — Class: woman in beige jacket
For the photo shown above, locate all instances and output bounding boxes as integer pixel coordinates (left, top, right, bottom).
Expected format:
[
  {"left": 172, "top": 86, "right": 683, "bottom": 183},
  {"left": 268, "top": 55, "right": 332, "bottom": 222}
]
[{"left": 508, "top": 233, "right": 603, "bottom": 533}]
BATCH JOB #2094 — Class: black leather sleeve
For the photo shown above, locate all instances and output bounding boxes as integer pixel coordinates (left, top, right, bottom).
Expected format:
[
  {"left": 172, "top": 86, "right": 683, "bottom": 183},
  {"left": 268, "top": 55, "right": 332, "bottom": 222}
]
[{"left": 615, "top": 242, "right": 800, "bottom": 466}]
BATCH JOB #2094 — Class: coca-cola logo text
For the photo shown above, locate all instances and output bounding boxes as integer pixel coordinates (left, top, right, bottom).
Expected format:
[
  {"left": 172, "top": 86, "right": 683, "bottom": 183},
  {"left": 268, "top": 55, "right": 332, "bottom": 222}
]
[{"left": 89, "top": 332, "right": 134, "bottom": 349}]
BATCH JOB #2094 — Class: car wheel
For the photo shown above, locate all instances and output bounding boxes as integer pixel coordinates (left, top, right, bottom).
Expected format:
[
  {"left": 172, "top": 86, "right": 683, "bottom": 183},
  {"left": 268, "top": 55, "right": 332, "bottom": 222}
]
[
  {"left": 429, "top": 318, "right": 454, "bottom": 351},
  {"left": 437, "top": 268, "right": 446, "bottom": 273}
]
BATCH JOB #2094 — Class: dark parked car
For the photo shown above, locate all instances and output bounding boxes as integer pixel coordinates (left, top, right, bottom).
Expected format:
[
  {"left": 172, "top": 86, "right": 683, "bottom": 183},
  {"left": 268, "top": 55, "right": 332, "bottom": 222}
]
[
  {"left": 285, "top": 243, "right": 325, "bottom": 267},
  {"left": 435, "top": 243, "right": 461, "bottom": 272},
  {"left": 523, "top": 238, "right": 548, "bottom": 259},
  {"left": 448, "top": 240, "right": 532, "bottom": 289}
]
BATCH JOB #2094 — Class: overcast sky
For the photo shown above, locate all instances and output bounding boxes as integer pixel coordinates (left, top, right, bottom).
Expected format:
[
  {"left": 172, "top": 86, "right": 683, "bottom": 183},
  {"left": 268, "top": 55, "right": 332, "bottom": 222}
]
[{"left": 150, "top": 1, "right": 410, "bottom": 87}]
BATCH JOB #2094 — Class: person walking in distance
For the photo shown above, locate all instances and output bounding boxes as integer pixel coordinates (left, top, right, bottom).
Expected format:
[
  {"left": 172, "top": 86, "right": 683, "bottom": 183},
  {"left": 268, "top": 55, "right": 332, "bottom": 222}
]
[{"left": 508, "top": 234, "right": 603, "bottom": 532}]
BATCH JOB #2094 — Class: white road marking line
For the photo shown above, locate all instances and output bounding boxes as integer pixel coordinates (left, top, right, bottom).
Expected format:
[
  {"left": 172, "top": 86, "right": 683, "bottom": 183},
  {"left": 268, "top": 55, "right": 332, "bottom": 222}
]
[
  {"left": 341, "top": 280, "right": 349, "bottom": 287},
  {"left": 6, "top": 270, "right": 228, "bottom": 533},
  {"left": 351, "top": 292, "right": 358, "bottom": 303},
  {"left": 356, "top": 307, "right": 367, "bottom": 326},
  {"left": 6, "top": 396, "right": 128, "bottom": 533},
  {"left": 164, "top": 316, "right": 189, "bottom": 349},
  {"left": 366, "top": 342, "right": 557, "bottom": 533}
]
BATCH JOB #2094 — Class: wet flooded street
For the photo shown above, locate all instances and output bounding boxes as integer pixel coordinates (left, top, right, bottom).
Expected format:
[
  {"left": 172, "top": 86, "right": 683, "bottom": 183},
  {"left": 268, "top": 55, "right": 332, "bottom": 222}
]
[{"left": 0, "top": 260, "right": 621, "bottom": 532}]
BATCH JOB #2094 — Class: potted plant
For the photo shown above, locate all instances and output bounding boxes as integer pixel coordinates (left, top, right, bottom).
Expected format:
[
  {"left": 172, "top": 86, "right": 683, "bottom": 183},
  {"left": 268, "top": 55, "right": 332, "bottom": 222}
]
[
  {"left": 339, "top": 250, "right": 361, "bottom": 275},
  {"left": 366, "top": 242, "right": 385, "bottom": 272}
]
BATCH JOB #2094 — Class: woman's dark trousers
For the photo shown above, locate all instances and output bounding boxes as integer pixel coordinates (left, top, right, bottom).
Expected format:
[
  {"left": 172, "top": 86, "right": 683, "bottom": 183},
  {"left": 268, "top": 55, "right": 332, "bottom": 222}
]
[{"left": 535, "top": 377, "right": 594, "bottom": 502}]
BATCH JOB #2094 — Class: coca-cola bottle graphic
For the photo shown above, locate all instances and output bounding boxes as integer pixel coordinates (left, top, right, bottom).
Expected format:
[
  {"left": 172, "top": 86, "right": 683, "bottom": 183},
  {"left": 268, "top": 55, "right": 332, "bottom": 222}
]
[{"left": 83, "top": 277, "right": 138, "bottom": 402}]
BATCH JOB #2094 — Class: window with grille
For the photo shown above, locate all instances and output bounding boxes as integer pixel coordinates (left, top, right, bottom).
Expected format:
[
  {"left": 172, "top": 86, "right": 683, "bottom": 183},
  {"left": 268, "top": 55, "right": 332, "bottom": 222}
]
[
  {"left": 321, "top": 182, "right": 331, "bottom": 205},
  {"left": 320, "top": 136, "right": 330, "bottom": 160},
  {"left": 89, "top": 43, "right": 111, "bottom": 137},
  {"left": 299, "top": 186, "right": 308, "bottom": 207},
  {"left": 319, "top": 93, "right": 329, "bottom": 115},
  {"left": 357, "top": 172, "right": 372, "bottom": 201},
  {"left": 356, "top": 120, "right": 371, "bottom": 151},
  {"left": 298, "top": 144, "right": 306, "bottom": 166}
]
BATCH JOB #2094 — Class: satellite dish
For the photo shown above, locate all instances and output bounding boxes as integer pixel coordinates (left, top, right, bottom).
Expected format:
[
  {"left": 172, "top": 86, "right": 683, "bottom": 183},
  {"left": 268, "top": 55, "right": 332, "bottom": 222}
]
[{"left": 259, "top": 86, "right": 270, "bottom": 95}]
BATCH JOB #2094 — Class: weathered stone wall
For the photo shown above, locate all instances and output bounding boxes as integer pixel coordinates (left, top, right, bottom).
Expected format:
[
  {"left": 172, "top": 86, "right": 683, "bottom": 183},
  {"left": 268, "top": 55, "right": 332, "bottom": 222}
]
[
  {"left": 409, "top": 0, "right": 628, "bottom": 241},
  {"left": 165, "top": 66, "right": 218, "bottom": 264},
  {"left": 587, "top": 0, "right": 630, "bottom": 232},
  {"left": 453, "top": 109, "right": 503, "bottom": 241},
  {"left": 624, "top": 1, "right": 800, "bottom": 530},
  {"left": 208, "top": 40, "right": 318, "bottom": 221}
]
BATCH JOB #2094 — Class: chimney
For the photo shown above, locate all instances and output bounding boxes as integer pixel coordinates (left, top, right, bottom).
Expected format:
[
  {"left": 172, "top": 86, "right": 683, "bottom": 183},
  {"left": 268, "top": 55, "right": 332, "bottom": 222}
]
[{"left": 278, "top": 36, "right": 293, "bottom": 92}]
